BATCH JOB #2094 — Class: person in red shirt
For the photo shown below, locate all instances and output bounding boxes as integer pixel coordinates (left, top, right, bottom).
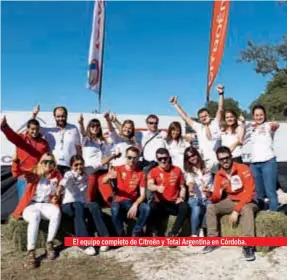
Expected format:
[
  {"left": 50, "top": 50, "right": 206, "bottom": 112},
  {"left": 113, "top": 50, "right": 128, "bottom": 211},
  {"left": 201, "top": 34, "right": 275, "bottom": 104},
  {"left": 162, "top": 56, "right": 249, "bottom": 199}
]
[
  {"left": 1, "top": 116, "right": 50, "bottom": 200},
  {"left": 203, "top": 146, "right": 259, "bottom": 261},
  {"left": 147, "top": 148, "right": 188, "bottom": 237},
  {"left": 103, "top": 147, "right": 150, "bottom": 237}
]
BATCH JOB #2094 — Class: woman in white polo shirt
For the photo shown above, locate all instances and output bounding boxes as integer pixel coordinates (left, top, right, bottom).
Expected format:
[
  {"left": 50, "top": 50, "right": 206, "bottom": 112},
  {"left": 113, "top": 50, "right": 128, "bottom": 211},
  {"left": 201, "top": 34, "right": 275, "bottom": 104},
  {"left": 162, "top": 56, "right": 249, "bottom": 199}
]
[
  {"left": 104, "top": 113, "right": 141, "bottom": 167},
  {"left": 164, "top": 121, "right": 190, "bottom": 171},
  {"left": 78, "top": 115, "right": 119, "bottom": 203},
  {"left": 183, "top": 146, "right": 213, "bottom": 237},
  {"left": 221, "top": 110, "right": 245, "bottom": 163},
  {"left": 247, "top": 104, "right": 280, "bottom": 211},
  {"left": 61, "top": 155, "right": 110, "bottom": 256},
  {"left": 11, "top": 152, "right": 62, "bottom": 269}
]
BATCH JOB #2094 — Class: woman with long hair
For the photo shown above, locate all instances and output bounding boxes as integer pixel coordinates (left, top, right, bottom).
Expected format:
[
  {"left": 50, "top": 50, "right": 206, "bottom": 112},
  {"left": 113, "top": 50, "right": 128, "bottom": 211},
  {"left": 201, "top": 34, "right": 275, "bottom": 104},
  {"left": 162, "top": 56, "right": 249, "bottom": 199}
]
[
  {"left": 78, "top": 115, "right": 119, "bottom": 204},
  {"left": 12, "top": 152, "right": 62, "bottom": 269},
  {"left": 220, "top": 110, "right": 245, "bottom": 163},
  {"left": 183, "top": 146, "right": 213, "bottom": 237},
  {"left": 164, "top": 121, "right": 190, "bottom": 171},
  {"left": 246, "top": 104, "right": 280, "bottom": 211},
  {"left": 60, "top": 155, "right": 110, "bottom": 256},
  {"left": 104, "top": 113, "right": 141, "bottom": 167}
]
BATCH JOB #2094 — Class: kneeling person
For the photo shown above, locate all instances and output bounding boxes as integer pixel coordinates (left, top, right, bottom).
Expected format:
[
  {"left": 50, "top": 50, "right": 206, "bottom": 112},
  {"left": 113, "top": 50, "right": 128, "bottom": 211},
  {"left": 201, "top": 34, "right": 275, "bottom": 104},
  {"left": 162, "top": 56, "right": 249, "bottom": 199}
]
[
  {"left": 103, "top": 147, "right": 150, "bottom": 237},
  {"left": 147, "top": 148, "right": 188, "bottom": 237},
  {"left": 204, "top": 146, "right": 259, "bottom": 261}
]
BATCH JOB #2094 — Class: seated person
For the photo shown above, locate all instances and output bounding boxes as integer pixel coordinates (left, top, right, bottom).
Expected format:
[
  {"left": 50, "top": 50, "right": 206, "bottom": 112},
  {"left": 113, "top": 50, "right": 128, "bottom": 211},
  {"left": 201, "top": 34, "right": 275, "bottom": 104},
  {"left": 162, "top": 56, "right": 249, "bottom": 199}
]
[
  {"left": 60, "top": 155, "right": 110, "bottom": 256},
  {"left": 147, "top": 148, "right": 188, "bottom": 237},
  {"left": 103, "top": 147, "right": 150, "bottom": 237},
  {"left": 203, "top": 146, "right": 259, "bottom": 261},
  {"left": 12, "top": 153, "right": 62, "bottom": 269}
]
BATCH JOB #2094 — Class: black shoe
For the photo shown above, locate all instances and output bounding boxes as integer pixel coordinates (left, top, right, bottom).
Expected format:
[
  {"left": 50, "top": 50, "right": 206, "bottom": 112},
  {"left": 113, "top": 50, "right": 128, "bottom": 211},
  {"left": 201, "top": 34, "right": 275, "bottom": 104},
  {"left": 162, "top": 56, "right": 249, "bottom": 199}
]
[
  {"left": 243, "top": 247, "right": 255, "bottom": 261},
  {"left": 202, "top": 246, "right": 218, "bottom": 254}
]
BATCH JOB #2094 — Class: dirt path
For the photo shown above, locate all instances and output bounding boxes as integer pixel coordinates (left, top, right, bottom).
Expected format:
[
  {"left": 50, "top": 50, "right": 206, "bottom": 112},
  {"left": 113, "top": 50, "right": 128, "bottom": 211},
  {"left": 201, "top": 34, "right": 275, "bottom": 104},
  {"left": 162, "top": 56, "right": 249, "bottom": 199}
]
[
  {"left": 1, "top": 236, "right": 136, "bottom": 280},
  {"left": 2, "top": 234, "right": 286, "bottom": 280}
]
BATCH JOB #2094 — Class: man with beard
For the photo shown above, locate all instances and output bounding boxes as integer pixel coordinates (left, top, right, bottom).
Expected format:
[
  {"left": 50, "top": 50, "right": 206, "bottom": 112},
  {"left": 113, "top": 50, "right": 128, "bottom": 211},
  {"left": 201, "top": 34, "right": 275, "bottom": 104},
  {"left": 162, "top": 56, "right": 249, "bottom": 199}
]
[
  {"left": 1, "top": 116, "right": 50, "bottom": 199},
  {"left": 170, "top": 85, "right": 224, "bottom": 174},
  {"left": 203, "top": 146, "right": 258, "bottom": 261},
  {"left": 34, "top": 106, "right": 82, "bottom": 175}
]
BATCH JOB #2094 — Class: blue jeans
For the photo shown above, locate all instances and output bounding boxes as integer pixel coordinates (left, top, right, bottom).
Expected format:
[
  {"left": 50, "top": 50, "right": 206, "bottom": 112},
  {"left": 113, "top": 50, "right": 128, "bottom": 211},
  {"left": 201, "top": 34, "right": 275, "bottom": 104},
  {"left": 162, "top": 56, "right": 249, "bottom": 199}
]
[
  {"left": 111, "top": 200, "right": 150, "bottom": 236},
  {"left": 250, "top": 157, "right": 278, "bottom": 211},
  {"left": 62, "top": 201, "right": 109, "bottom": 248},
  {"left": 17, "top": 178, "right": 27, "bottom": 200},
  {"left": 188, "top": 197, "right": 211, "bottom": 236}
]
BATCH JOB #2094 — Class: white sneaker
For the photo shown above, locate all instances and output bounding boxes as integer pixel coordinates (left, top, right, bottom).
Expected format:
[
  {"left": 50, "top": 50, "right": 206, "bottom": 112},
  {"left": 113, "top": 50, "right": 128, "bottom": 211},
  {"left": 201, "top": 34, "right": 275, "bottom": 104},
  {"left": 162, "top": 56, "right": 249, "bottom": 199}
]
[
  {"left": 83, "top": 247, "right": 96, "bottom": 256},
  {"left": 99, "top": 246, "right": 110, "bottom": 252}
]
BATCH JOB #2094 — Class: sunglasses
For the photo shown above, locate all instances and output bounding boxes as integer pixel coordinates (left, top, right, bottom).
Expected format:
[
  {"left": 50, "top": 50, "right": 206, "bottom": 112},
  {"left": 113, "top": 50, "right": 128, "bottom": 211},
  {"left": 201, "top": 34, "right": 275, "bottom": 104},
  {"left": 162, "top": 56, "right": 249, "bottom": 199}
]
[
  {"left": 127, "top": 156, "right": 138, "bottom": 161},
  {"left": 55, "top": 115, "right": 66, "bottom": 118},
  {"left": 90, "top": 123, "right": 100, "bottom": 128},
  {"left": 157, "top": 156, "right": 169, "bottom": 162},
  {"left": 73, "top": 163, "right": 83, "bottom": 167},
  {"left": 148, "top": 122, "right": 158, "bottom": 125},
  {"left": 218, "top": 155, "right": 232, "bottom": 162},
  {"left": 42, "top": 160, "right": 55, "bottom": 165}
]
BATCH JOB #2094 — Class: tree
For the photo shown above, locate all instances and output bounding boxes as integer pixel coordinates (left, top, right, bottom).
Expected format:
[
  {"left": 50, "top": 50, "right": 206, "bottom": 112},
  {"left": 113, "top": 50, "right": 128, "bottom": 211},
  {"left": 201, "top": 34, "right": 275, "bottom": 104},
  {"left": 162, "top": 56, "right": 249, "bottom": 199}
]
[
  {"left": 249, "top": 71, "right": 287, "bottom": 120},
  {"left": 238, "top": 35, "right": 287, "bottom": 76},
  {"left": 207, "top": 97, "right": 245, "bottom": 118},
  {"left": 238, "top": 35, "right": 287, "bottom": 120}
]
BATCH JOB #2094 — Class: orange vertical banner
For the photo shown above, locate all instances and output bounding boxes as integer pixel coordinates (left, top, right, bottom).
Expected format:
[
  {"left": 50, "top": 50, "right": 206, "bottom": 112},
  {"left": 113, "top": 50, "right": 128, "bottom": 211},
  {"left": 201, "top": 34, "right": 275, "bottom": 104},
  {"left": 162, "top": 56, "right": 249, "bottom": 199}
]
[{"left": 206, "top": 0, "right": 230, "bottom": 102}]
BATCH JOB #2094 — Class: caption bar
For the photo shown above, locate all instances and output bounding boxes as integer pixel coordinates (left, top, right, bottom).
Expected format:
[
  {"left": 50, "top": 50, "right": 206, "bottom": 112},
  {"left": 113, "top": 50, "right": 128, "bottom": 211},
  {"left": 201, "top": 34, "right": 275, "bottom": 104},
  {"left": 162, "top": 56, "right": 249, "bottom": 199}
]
[{"left": 65, "top": 237, "right": 287, "bottom": 247}]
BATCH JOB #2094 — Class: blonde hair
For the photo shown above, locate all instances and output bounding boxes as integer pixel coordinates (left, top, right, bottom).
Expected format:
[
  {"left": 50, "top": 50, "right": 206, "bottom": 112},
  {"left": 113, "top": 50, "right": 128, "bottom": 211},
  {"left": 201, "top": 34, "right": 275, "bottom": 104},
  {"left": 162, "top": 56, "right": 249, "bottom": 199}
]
[{"left": 32, "top": 152, "right": 57, "bottom": 177}]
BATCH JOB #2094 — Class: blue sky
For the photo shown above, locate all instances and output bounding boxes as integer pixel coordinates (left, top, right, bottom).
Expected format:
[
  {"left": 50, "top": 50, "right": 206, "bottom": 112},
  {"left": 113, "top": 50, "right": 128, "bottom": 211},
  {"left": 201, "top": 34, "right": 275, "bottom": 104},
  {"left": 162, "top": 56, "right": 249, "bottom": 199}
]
[{"left": 1, "top": 1, "right": 287, "bottom": 116}]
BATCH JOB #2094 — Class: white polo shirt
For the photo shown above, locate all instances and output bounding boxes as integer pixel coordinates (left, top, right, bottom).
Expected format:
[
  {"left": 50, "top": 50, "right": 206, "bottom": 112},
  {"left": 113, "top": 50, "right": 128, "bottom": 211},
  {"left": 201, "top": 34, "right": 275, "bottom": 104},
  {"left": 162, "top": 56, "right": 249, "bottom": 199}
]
[
  {"left": 61, "top": 170, "right": 88, "bottom": 204},
  {"left": 185, "top": 168, "right": 213, "bottom": 200},
  {"left": 32, "top": 177, "right": 59, "bottom": 203},
  {"left": 138, "top": 130, "right": 166, "bottom": 162},
  {"left": 221, "top": 127, "right": 242, "bottom": 158},
  {"left": 82, "top": 136, "right": 113, "bottom": 173},
  {"left": 192, "top": 120, "right": 221, "bottom": 171},
  {"left": 110, "top": 131, "right": 140, "bottom": 167},
  {"left": 164, "top": 138, "right": 190, "bottom": 171},
  {"left": 42, "top": 123, "right": 81, "bottom": 167},
  {"left": 247, "top": 122, "right": 276, "bottom": 163}
]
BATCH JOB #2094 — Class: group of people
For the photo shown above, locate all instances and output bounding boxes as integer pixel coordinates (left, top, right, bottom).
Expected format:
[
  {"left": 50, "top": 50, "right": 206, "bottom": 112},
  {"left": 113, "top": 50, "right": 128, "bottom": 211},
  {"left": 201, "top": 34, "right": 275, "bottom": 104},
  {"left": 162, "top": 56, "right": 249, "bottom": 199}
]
[{"left": 1, "top": 84, "right": 281, "bottom": 268}]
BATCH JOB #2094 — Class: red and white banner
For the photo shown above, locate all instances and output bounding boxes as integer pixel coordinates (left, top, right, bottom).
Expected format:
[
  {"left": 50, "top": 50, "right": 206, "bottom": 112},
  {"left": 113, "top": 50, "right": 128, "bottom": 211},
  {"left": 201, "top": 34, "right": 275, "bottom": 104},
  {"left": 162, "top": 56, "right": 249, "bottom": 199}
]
[
  {"left": 65, "top": 237, "right": 287, "bottom": 247},
  {"left": 206, "top": 0, "right": 230, "bottom": 101},
  {"left": 87, "top": 0, "right": 105, "bottom": 94}
]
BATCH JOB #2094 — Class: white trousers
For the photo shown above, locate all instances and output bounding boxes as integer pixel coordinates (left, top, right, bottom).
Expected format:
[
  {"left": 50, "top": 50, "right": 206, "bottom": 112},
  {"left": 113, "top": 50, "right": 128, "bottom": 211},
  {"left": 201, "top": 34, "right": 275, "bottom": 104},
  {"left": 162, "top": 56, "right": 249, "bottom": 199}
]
[{"left": 22, "top": 203, "right": 61, "bottom": 251}]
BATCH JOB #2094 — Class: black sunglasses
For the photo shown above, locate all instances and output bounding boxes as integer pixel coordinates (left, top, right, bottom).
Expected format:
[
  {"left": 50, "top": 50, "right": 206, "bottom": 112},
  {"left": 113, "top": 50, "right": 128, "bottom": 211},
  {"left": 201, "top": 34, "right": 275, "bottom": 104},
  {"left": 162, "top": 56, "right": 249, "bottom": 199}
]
[
  {"left": 42, "top": 160, "right": 55, "bottom": 165},
  {"left": 157, "top": 156, "right": 169, "bottom": 162},
  {"left": 90, "top": 123, "right": 100, "bottom": 128},
  {"left": 73, "top": 163, "right": 84, "bottom": 167},
  {"left": 148, "top": 122, "right": 158, "bottom": 125},
  {"left": 127, "top": 156, "right": 138, "bottom": 161},
  {"left": 218, "top": 155, "right": 232, "bottom": 162}
]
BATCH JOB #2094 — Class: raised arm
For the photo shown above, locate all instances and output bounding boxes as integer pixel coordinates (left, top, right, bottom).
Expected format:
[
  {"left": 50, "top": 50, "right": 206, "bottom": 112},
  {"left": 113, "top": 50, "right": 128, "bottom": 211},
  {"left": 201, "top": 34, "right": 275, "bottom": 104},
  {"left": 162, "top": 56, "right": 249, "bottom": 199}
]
[
  {"left": 77, "top": 113, "right": 86, "bottom": 137},
  {"left": 31, "top": 105, "right": 40, "bottom": 119},
  {"left": 1, "top": 116, "right": 42, "bottom": 159},
  {"left": 110, "top": 113, "right": 122, "bottom": 132},
  {"left": 169, "top": 96, "right": 196, "bottom": 129},
  {"left": 103, "top": 112, "right": 115, "bottom": 132},
  {"left": 215, "top": 84, "right": 224, "bottom": 122}
]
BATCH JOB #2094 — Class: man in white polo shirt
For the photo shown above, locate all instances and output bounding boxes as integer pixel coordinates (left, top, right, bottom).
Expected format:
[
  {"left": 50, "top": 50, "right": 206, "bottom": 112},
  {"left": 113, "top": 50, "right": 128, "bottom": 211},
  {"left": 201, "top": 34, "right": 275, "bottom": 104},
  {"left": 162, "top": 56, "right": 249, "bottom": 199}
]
[
  {"left": 137, "top": 114, "right": 166, "bottom": 173},
  {"left": 35, "top": 106, "right": 82, "bottom": 175},
  {"left": 170, "top": 85, "right": 224, "bottom": 174}
]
